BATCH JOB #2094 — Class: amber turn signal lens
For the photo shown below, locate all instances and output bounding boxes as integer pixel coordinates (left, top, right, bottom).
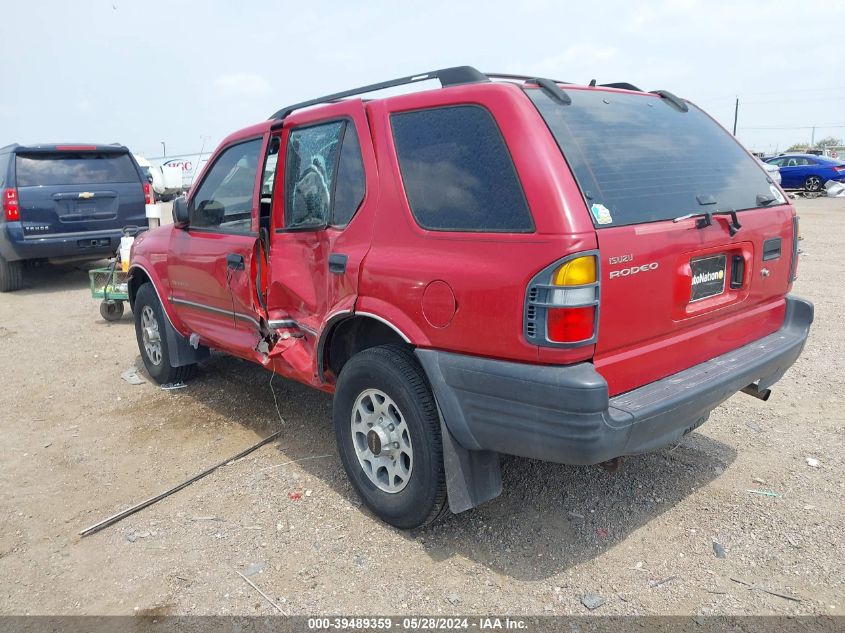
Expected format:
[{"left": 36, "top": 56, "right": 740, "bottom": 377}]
[{"left": 552, "top": 255, "right": 596, "bottom": 286}]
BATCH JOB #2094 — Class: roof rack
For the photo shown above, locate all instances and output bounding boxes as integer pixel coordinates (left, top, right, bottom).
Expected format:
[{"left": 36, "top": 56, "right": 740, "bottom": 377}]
[
  {"left": 650, "top": 89, "right": 689, "bottom": 112},
  {"left": 269, "top": 66, "right": 489, "bottom": 120},
  {"left": 526, "top": 77, "right": 572, "bottom": 106},
  {"left": 268, "top": 68, "right": 684, "bottom": 122},
  {"left": 485, "top": 72, "right": 570, "bottom": 84},
  {"left": 600, "top": 82, "right": 642, "bottom": 92}
]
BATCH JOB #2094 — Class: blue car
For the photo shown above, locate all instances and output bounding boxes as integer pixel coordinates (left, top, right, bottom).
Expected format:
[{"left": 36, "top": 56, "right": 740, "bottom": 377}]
[{"left": 764, "top": 153, "right": 845, "bottom": 192}]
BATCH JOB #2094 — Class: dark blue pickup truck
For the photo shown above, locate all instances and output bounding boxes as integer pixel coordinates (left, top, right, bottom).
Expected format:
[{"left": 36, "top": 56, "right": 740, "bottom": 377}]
[{"left": 0, "top": 144, "right": 148, "bottom": 291}]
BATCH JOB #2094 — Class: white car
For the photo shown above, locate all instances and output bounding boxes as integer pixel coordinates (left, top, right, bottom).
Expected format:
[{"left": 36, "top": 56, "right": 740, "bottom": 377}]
[{"left": 758, "top": 156, "right": 782, "bottom": 186}]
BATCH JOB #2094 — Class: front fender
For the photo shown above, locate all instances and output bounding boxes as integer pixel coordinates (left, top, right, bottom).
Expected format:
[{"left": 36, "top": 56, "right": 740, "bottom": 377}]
[{"left": 128, "top": 258, "right": 186, "bottom": 336}]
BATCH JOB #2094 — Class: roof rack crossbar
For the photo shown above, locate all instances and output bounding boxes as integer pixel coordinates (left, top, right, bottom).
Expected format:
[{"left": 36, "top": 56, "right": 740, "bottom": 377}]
[
  {"left": 650, "top": 89, "right": 689, "bottom": 112},
  {"left": 599, "top": 82, "right": 643, "bottom": 92},
  {"left": 269, "top": 66, "right": 489, "bottom": 120},
  {"left": 485, "top": 72, "right": 570, "bottom": 84},
  {"left": 525, "top": 77, "right": 572, "bottom": 106}
]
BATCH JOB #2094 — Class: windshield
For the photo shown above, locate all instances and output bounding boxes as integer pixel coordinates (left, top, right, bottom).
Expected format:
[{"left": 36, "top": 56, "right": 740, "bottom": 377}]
[{"left": 527, "top": 88, "right": 784, "bottom": 227}]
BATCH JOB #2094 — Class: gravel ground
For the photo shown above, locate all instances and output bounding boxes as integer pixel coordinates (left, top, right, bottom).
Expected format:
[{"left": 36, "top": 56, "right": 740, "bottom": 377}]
[{"left": 0, "top": 196, "right": 842, "bottom": 617}]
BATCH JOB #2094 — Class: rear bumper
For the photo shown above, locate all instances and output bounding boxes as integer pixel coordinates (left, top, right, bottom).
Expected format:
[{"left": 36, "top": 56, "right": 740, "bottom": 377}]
[
  {"left": 417, "top": 296, "right": 813, "bottom": 465},
  {"left": 0, "top": 223, "right": 120, "bottom": 261}
]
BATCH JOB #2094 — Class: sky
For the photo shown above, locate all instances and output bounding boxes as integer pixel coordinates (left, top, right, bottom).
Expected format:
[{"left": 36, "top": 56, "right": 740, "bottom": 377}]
[{"left": 3, "top": 0, "right": 845, "bottom": 158}]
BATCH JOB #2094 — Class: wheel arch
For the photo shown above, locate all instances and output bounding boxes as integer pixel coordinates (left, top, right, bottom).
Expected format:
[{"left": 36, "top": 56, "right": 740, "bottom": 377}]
[
  {"left": 319, "top": 313, "right": 413, "bottom": 382},
  {"left": 128, "top": 262, "right": 182, "bottom": 332}
]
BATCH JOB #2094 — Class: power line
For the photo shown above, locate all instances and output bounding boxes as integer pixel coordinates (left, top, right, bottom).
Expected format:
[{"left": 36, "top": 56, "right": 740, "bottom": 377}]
[
  {"left": 695, "top": 86, "right": 845, "bottom": 101},
  {"left": 741, "top": 96, "right": 845, "bottom": 106},
  {"left": 740, "top": 124, "right": 845, "bottom": 130},
  {"left": 697, "top": 95, "right": 845, "bottom": 107}
]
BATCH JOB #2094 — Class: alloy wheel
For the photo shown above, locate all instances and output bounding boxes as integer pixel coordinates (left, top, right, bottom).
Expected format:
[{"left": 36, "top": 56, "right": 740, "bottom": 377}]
[
  {"left": 350, "top": 388, "right": 413, "bottom": 493},
  {"left": 141, "top": 305, "right": 163, "bottom": 366}
]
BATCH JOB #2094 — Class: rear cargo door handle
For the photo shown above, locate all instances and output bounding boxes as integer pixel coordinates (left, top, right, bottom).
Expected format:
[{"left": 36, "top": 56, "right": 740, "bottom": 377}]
[
  {"left": 226, "top": 253, "right": 245, "bottom": 271},
  {"left": 328, "top": 253, "right": 348, "bottom": 275}
]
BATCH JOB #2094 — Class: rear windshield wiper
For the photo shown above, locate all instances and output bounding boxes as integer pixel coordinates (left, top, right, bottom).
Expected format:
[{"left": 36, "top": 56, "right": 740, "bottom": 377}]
[{"left": 673, "top": 209, "right": 742, "bottom": 236}]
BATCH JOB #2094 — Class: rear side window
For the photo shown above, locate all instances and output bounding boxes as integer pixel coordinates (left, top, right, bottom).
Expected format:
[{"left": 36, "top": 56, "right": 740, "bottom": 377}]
[
  {"left": 285, "top": 121, "right": 344, "bottom": 229},
  {"left": 15, "top": 152, "right": 139, "bottom": 187},
  {"left": 284, "top": 120, "right": 366, "bottom": 229},
  {"left": 391, "top": 106, "right": 533, "bottom": 232},
  {"left": 332, "top": 124, "right": 366, "bottom": 227},
  {"left": 527, "top": 89, "right": 784, "bottom": 227}
]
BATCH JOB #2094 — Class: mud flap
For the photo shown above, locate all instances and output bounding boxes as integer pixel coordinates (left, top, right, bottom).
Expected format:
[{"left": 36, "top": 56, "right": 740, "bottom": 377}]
[
  {"left": 163, "top": 313, "right": 210, "bottom": 367},
  {"left": 438, "top": 404, "right": 502, "bottom": 514}
]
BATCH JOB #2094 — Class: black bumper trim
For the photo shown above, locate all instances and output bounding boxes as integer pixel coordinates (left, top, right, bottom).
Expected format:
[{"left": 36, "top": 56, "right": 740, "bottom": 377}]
[{"left": 417, "top": 296, "right": 813, "bottom": 466}]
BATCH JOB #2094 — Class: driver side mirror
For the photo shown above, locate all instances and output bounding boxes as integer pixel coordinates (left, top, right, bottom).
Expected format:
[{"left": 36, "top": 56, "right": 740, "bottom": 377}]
[{"left": 172, "top": 196, "right": 190, "bottom": 228}]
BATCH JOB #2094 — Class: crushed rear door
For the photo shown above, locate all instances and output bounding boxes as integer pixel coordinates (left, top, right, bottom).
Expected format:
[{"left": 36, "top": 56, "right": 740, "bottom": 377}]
[{"left": 527, "top": 86, "right": 797, "bottom": 395}]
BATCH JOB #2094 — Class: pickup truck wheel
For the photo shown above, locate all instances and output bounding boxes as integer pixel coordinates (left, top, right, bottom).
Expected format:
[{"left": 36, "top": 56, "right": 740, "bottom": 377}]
[
  {"left": 133, "top": 283, "right": 196, "bottom": 384},
  {"left": 0, "top": 255, "right": 24, "bottom": 292},
  {"left": 333, "top": 345, "right": 448, "bottom": 529}
]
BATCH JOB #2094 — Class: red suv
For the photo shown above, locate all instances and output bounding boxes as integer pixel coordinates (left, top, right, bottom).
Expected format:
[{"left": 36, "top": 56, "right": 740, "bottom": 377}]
[{"left": 129, "top": 67, "right": 813, "bottom": 528}]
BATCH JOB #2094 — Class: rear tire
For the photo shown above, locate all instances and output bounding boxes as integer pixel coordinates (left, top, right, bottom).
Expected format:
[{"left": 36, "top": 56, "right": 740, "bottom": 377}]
[
  {"left": 0, "top": 255, "right": 24, "bottom": 292},
  {"left": 333, "top": 345, "right": 449, "bottom": 529},
  {"left": 133, "top": 283, "right": 196, "bottom": 384},
  {"left": 804, "top": 175, "right": 823, "bottom": 192}
]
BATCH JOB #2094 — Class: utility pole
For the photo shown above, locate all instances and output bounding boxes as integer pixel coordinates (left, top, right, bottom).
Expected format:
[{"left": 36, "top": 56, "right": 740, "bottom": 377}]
[
  {"left": 161, "top": 141, "right": 166, "bottom": 157},
  {"left": 732, "top": 97, "right": 739, "bottom": 136},
  {"left": 811, "top": 127, "right": 816, "bottom": 147}
]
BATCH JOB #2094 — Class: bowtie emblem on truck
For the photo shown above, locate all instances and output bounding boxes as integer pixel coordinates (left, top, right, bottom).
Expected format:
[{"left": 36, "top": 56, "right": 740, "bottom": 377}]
[{"left": 78, "top": 192, "right": 95, "bottom": 199}]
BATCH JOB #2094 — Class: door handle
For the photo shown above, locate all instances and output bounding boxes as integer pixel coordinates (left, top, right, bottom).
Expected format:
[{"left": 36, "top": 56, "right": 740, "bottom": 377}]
[
  {"left": 328, "top": 253, "right": 348, "bottom": 275},
  {"left": 226, "top": 253, "right": 245, "bottom": 271}
]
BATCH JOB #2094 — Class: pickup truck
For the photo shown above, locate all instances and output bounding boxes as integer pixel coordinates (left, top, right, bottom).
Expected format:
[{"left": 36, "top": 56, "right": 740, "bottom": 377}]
[{"left": 128, "top": 67, "right": 813, "bottom": 528}]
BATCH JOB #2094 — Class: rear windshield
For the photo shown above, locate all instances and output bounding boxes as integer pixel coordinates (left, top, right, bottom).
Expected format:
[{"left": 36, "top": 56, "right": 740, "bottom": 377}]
[
  {"left": 527, "top": 88, "right": 784, "bottom": 227},
  {"left": 15, "top": 152, "right": 139, "bottom": 187}
]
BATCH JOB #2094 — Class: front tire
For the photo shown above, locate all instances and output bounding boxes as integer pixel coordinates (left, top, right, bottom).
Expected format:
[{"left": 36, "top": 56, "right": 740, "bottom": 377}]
[
  {"left": 133, "top": 283, "right": 196, "bottom": 384},
  {"left": 333, "top": 345, "right": 448, "bottom": 529},
  {"left": 0, "top": 255, "right": 24, "bottom": 292},
  {"left": 804, "top": 175, "right": 823, "bottom": 192}
]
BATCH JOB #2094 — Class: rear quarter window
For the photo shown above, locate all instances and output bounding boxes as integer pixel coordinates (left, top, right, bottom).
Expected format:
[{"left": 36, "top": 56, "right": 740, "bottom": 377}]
[
  {"left": 390, "top": 105, "right": 533, "bottom": 232},
  {"left": 15, "top": 152, "right": 139, "bottom": 187}
]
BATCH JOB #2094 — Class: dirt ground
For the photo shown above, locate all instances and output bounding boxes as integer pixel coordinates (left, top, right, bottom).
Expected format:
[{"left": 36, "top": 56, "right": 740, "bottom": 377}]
[{"left": 0, "top": 196, "right": 842, "bottom": 617}]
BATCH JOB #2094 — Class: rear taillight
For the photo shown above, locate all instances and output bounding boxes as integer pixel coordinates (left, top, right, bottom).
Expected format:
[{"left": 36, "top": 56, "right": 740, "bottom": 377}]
[
  {"left": 3, "top": 188, "right": 19, "bottom": 221},
  {"left": 833, "top": 165, "right": 845, "bottom": 172},
  {"left": 143, "top": 182, "right": 154, "bottom": 205},
  {"left": 524, "top": 253, "right": 600, "bottom": 346},
  {"left": 548, "top": 306, "right": 596, "bottom": 342}
]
